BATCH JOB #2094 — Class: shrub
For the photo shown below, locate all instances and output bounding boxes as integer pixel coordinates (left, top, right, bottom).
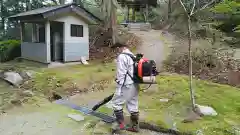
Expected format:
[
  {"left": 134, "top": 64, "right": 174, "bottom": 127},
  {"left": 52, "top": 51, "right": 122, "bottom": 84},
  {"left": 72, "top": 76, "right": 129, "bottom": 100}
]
[
  {"left": 0, "top": 40, "right": 21, "bottom": 62},
  {"left": 163, "top": 40, "right": 240, "bottom": 85}
]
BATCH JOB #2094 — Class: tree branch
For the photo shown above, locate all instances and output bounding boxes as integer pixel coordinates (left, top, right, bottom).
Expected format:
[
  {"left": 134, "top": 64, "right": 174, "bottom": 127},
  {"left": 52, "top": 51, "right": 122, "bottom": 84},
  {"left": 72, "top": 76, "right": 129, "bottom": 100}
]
[
  {"left": 178, "top": 0, "right": 189, "bottom": 16},
  {"left": 192, "top": 0, "right": 216, "bottom": 15},
  {"left": 190, "top": 0, "right": 196, "bottom": 16}
]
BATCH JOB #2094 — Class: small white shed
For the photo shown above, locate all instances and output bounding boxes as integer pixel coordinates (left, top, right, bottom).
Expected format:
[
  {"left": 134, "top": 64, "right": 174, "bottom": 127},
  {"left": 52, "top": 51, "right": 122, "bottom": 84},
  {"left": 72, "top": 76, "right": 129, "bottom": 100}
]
[{"left": 9, "top": 3, "right": 101, "bottom": 64}]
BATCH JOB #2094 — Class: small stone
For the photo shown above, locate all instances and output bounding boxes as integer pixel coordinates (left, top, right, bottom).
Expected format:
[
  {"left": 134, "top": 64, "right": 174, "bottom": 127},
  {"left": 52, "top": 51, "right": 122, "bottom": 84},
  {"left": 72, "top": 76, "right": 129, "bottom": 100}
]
[
  {"left": 160, "top": 98, "right": 169, "bottom": 102},
  {"left": 10, "top": 99, "right": 22, "bottom": 106},
  {"left": 67, "top": 114, "right": 84, "bottom": 122},
  {"left": 21, "top": 90, "right": 34, "bottom": 97},
  {"left": 81, "top": 57, "right": 89, "bottom": 65}
]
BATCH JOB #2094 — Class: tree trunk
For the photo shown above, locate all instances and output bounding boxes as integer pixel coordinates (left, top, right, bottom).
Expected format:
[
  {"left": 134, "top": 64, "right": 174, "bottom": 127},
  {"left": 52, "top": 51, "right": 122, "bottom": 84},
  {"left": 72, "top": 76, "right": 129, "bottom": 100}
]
[
  {"left": 132, "top": 7, "right": 136, "bottom": 22},
  {"left": 146, "top": 4, "right": 149, "bottom": 22},
  {"left": 187, "top": 16, "right": 195, "bottom": 110},
  {"left": 127, "top": 6, "right": 130, "bottom": 23},
  {"left": 124, "top": 4, "right": 128, "bottom": 23},
  {"left": 111, "top": 5, "right": 117, "bottom": 45},
  {"left": 25, "top": 0, "right": 31, "bottom": 11},
  {"left": 59, "top": 0, "right": 65, "bottom": 4},
  {"left": 0, "top": 0, "right": 5, "bottom": 36},
  {"left": 168, "top": 0, "right": 172, "bottom": 19}
]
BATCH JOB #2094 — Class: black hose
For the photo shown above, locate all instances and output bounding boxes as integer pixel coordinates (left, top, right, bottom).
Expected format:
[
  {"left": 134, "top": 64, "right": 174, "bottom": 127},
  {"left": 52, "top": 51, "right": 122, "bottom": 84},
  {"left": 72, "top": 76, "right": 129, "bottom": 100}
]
[{"left": 139, "top": 122, "right": 192, "bottom": 135}]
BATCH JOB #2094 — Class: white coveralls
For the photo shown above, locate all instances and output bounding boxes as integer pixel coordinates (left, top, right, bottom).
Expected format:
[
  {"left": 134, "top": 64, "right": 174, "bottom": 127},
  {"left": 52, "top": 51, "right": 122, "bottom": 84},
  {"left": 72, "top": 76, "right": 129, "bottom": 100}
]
[{"left": 112, "top": 49, "right": 139, "bottom": 113}]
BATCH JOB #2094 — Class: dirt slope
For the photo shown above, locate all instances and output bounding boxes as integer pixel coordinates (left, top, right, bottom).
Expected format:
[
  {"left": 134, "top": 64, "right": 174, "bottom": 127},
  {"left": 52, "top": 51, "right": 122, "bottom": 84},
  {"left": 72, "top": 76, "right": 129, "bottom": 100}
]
[{"left": 130, "top": 30, "right": 168, "bottom": 70}]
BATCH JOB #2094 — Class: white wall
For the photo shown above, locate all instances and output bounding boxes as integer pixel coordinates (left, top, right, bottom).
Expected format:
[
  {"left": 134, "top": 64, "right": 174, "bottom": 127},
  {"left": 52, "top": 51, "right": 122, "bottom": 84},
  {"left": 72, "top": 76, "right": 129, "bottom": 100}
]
[
  {"left": 21, "top": 42, "right": 49, "bottom": 63},
  {"left": 53, "top": 13, "right": 89, "bottom": 44},
  {"left": 50, "top": 13, "right": 89, "bottom": 62}
]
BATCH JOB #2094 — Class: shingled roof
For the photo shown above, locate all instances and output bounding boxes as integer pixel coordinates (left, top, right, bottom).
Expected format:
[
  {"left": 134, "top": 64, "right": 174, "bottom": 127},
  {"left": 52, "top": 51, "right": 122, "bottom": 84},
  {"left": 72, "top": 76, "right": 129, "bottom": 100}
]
[{"left": 9, "top": 3, "right": 102, "bottom": 24}]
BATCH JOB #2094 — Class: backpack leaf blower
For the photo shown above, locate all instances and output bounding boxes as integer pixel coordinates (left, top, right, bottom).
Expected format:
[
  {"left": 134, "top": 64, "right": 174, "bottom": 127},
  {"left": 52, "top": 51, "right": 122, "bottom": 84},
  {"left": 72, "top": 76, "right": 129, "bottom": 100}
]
[{"left": 92, "top": 53, "right": 159, "bottom": 111}]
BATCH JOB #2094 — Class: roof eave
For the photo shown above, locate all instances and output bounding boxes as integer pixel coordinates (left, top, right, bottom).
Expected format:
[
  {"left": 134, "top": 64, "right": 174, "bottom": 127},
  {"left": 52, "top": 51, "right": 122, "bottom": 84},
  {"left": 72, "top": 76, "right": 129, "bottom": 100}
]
[
  {"left": 8, "top": 14, "right": 44, "bottom": 21},
  {"left": 42, "top": 5, "right": 72, "bottom": 19},
  {"left": 71, "top": 6, "right": 102, "bottom": 25},
  {"left": 8, "top": 3, "right": 102, "bottom": 24}
]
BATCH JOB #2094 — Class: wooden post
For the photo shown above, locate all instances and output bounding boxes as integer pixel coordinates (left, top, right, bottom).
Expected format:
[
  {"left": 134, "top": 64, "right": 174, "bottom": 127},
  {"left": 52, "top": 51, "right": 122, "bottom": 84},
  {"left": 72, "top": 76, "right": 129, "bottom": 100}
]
[
  {"left": 36, "top": 24, "right": 39, "bottom": 42},
  {"left": 146, "top": 4, "right": 149, "bottom": 22},
  {"left": 132, "top": 7, "right": 136, "bottom": 22},
  {"left": 124, "top": 4, "right": 128, "bottom": 23},
  {"left": 45, "top": 21, "right": 51, "bottom": 63},
  {"left": 20, "top": 22, "right": 25, "bottom": 42},
  {"left": 127, "top": 6, "right": 130, "bottom": 23},
  {"left": 32, "top": 23, "right": 37, "bottom": 42}
]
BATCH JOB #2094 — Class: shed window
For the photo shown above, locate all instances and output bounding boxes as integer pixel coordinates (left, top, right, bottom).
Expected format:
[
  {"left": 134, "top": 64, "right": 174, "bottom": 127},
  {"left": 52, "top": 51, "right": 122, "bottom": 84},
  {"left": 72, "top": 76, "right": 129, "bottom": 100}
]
[{"left": 71, "top": 24, "right": 83, "bottom": 37}]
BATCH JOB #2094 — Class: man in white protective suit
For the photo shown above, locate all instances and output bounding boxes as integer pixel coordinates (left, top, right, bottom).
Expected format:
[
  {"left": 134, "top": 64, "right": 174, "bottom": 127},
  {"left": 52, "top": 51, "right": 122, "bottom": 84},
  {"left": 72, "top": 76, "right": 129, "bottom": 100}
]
[{"left": 111, "top": 43, "right": 140, "bottom": 133}]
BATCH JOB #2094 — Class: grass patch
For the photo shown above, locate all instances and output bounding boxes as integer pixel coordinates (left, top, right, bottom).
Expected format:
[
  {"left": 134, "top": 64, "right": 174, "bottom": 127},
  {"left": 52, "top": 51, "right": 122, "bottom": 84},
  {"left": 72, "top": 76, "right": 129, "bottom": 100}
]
[
  {"left": 138, "top": 74, "right": 240, "bottom": 134},
  {"left": 82, "top": 71, "right": 240, "bottom": 134},
  {"left": 1, "top": 61, "right": 116, "bottom": 111},
  {"left": 1, "top": 60, "right": 240, "bottom": 134},
  {"left": 24, "top": 62, "right": 116, "bottom": 97}
]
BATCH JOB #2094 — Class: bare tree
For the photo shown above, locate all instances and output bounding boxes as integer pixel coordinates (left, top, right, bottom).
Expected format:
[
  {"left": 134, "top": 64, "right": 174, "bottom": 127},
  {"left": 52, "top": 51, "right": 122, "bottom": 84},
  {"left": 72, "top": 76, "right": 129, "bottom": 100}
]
[{"left": 177, "top": 0, "right": 216, "bottom": 111}]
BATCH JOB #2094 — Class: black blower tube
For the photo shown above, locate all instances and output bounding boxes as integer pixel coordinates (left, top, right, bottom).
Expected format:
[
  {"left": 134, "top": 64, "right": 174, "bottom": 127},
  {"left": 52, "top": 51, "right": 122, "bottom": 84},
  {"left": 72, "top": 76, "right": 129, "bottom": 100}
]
[{"left": 92, "top": 93, "right": 114, "bottom": 111}]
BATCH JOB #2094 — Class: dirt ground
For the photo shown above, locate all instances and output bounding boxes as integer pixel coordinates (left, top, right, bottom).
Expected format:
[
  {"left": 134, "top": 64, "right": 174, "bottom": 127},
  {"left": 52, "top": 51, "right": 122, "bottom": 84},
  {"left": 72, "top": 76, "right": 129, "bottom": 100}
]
[
  {"left": 131, "top": 30, "right": 170, "bottom": 70},
  {"left": 0, "top": 30, "right": 169, "bottom": 135}
]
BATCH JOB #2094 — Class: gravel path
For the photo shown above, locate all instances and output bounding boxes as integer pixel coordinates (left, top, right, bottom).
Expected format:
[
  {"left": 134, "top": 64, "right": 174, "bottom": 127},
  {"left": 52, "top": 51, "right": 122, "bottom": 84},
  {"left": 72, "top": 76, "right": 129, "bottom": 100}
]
[{"left": 0, "top": 104, "right": 89, "bottom": 135}]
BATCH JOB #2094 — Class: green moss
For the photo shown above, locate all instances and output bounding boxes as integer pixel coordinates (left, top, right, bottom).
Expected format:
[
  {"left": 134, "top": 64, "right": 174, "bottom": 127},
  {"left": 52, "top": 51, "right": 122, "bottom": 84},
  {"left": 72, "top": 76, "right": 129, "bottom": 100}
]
[
  {"left": 27, "top": 62, "right": 116, "bottom": 96},
  {"left": 139, "top": 74, "right": 240, "bottom": 134},
  {"left": 84, "top": 69, "right": 240, "bottom": 134}
]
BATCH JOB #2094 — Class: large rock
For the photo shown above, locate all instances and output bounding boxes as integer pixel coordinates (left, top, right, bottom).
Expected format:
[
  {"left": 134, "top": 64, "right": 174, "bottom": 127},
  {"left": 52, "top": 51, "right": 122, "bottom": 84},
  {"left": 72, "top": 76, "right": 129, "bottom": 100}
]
[
  {"left": 195, "top": 104, "right": 218, "bottom": 116},
  {"left": 10, "top": 99, "right": 22, "bottom": 106},
  {"left": 2, "top": 72, "right": 23, "bottom": 87}
]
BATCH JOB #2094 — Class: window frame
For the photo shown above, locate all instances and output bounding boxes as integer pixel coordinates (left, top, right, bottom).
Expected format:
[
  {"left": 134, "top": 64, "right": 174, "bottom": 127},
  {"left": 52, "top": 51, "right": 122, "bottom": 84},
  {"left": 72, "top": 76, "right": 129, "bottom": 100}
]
[{"left": 70, "top": 24, "right": 83, "bottom": 37}]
